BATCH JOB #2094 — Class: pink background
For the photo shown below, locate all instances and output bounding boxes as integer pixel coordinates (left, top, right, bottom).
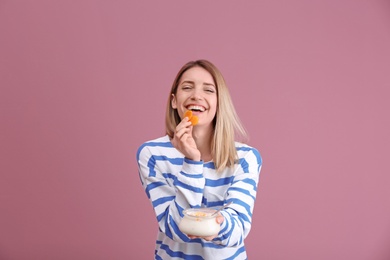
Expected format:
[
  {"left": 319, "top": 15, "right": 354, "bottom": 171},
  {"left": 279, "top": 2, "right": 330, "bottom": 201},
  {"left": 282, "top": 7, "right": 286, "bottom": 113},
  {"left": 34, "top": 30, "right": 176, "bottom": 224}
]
[{"left": 1, "top": 1, "right": 389, "bottom": 259}]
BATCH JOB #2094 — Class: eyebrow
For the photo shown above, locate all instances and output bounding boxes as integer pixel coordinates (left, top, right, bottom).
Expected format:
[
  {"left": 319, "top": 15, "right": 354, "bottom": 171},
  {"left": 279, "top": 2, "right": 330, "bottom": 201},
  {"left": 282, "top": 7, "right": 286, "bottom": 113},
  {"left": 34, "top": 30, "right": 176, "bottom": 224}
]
[{"left": 180, "top": 80, "right": 216, "bottom": 88}]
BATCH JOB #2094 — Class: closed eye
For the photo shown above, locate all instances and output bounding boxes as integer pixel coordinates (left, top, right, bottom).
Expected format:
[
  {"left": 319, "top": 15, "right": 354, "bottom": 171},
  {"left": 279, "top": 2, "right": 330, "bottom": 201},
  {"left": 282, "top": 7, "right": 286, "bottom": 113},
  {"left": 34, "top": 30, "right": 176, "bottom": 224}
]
[
  {"left": 181, "top": 85, "right": 192, "bottom": 90},
  {"left": 204, "top": 86, "right": 216, "bottom": 93}
]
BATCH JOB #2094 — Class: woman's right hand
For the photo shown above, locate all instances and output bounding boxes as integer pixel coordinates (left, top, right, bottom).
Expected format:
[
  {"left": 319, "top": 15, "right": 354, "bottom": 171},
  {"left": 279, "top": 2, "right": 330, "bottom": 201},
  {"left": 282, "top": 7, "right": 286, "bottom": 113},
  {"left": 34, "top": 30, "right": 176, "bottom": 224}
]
[{"left": 171, "top": 117, "right": 201, "bottom": 161}]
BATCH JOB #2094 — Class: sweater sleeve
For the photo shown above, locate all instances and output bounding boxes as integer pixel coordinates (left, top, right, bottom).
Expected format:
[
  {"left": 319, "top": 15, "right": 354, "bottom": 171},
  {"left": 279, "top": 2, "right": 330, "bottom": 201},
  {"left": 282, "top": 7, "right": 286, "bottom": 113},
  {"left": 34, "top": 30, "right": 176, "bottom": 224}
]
[
  {"left": 137, "top": 143, "right": 205, "bottom": 242},
  {"left": 213, "top": 147, "right": 262, "bottom": 247}
]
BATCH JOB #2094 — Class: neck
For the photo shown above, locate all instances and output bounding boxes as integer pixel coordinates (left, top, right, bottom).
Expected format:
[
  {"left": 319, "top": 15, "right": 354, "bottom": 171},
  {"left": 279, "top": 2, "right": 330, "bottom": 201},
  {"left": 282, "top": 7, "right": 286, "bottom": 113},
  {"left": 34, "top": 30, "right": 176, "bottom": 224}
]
[{"left": 192, "top": 126, "right": 213, "bottom": 162}]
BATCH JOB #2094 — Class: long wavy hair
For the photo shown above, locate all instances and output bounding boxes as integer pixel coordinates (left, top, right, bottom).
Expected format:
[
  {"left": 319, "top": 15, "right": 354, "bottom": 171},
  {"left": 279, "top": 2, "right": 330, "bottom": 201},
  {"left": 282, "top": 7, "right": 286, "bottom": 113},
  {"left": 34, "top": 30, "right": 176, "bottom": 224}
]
[{"left": 165, "top": 59, "right": 248, "bottom": 171}]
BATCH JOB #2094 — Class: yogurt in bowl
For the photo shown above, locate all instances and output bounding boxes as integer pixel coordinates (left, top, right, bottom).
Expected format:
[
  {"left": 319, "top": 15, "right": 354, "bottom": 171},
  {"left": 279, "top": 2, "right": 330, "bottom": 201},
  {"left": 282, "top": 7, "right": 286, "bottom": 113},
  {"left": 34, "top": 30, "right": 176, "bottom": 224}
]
[{"left": 178, "top": 208, "right": 220, "bottom": 237}]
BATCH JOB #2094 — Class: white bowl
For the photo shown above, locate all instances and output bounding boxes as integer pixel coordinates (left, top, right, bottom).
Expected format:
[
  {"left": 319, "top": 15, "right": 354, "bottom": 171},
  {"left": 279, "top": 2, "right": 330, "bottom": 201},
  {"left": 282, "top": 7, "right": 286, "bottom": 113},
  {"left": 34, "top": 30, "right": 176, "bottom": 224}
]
[{"left": 178, "top": 208, "right": 220, "bottom": 237}]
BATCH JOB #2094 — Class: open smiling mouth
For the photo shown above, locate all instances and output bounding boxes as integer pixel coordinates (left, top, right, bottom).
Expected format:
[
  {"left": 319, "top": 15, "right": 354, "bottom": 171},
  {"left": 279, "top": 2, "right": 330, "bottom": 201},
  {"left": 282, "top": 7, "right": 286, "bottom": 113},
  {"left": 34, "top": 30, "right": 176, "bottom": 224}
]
[{"left": 187, "top": 105, "right": 205, "bottom": 112}]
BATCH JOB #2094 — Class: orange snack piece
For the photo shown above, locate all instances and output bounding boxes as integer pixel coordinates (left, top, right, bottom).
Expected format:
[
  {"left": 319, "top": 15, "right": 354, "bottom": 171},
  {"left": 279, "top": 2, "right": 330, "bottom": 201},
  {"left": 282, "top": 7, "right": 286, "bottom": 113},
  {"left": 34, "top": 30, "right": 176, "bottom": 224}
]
[
  {"left": 184, "top": 110, "right": 198, "bottom": 126},
  {"left": 190, "top": 116, "right": 198, "bottom": 126},
  {"left": 184, "top": 110, "right": 193, "bottom": 119}
]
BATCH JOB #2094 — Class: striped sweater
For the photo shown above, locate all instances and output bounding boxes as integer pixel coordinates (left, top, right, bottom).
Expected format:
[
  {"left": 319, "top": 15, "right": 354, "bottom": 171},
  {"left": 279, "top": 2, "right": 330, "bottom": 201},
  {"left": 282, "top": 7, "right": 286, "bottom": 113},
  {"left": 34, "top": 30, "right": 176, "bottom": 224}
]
[{"left": 136, "top": 135, "right": 262, "bottom": 260}]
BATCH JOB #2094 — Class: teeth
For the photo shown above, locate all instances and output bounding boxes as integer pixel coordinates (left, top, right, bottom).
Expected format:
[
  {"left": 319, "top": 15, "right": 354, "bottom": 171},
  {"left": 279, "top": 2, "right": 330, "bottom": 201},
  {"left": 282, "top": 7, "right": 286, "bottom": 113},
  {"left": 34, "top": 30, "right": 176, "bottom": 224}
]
[{"left": 187, "top": 105, "right": 205, "bottom": 112}]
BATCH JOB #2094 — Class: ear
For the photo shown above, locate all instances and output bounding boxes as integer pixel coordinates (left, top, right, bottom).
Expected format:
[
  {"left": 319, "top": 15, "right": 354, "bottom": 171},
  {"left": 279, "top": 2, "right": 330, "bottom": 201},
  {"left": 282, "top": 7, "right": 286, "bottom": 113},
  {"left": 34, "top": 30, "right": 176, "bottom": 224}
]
[{"left": 171, "top": 94, "right": 177, "bottom": 109}]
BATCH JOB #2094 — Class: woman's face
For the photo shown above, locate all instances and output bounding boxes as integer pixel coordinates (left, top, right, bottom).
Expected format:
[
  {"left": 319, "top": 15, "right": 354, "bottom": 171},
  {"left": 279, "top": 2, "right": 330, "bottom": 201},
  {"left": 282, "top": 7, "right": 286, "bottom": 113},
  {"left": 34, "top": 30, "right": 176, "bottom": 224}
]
[{"left": 171, "top": 66, "right": 217, "bottom": 128}]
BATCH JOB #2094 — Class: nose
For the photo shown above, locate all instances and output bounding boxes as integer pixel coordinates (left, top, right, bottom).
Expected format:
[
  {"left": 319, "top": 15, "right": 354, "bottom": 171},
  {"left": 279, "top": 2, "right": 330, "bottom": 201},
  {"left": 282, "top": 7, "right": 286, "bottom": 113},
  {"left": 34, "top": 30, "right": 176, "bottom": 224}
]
[{"left": 190, "top": 87, "right": 203, "bottom": 100}]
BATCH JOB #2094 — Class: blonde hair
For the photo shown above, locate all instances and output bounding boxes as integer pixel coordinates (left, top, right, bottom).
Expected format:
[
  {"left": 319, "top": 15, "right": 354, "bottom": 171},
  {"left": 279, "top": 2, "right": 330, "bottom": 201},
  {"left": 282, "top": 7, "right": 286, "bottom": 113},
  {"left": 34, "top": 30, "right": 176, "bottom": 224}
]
[{"left": 165, "top": 60, "right": 248, "bottom": 171}]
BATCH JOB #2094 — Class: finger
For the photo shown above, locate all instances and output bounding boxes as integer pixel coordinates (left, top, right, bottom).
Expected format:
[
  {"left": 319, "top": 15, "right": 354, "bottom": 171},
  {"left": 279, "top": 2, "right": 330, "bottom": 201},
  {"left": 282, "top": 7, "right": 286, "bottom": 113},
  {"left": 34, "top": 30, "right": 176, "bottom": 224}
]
[
  {"left": 216, "top": 215, "right": 224, "bottom": 224},
  {"left": 179, "top": 129, "right": 191, "bottom": 142},
  {"left": 203, "top": 235, "right": 215, "bottom": 241},
  {"left": 188, "top": 125, "right": 193, "bottom": 135},
  {"left": 180, "top": 133, "right": 191, "bottom": 143},
  {"left": 175, "top": 120, "right": 191, "bottom": 131},
  {"left": 175, "top": 120, "right": 192, "bottom": 135},
  {"left": 175, "top": 127, "right": 189, "bottom": 139},
  {"left": 179, "top": 117, "right": 192, "bottom": 126}
]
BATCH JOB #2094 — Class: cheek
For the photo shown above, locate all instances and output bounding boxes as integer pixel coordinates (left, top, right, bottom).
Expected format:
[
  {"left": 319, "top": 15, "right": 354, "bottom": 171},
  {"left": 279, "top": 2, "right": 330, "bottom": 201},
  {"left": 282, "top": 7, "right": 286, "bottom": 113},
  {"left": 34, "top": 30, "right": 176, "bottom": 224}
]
[
  {"left": 174, "top": 93, "right": 189, "bottom": 107},
  {"left": 211, "top": 98, "right": 218, "bottom": 111}
]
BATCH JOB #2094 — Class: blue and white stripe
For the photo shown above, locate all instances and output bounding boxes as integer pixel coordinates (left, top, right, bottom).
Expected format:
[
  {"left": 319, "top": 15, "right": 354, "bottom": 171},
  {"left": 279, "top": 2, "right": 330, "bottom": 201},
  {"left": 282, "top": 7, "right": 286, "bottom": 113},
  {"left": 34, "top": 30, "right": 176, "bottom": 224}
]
[{"left": 137, "top": 135, "right": 262, "bottom": 259}]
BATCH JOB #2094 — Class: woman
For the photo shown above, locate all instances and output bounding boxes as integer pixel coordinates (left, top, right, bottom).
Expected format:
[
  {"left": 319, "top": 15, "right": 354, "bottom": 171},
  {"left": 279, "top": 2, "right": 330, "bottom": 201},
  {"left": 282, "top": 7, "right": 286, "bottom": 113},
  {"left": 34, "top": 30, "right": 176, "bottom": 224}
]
[{"left": 136, "top": 59, "right": 262, "bottom": 259}]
